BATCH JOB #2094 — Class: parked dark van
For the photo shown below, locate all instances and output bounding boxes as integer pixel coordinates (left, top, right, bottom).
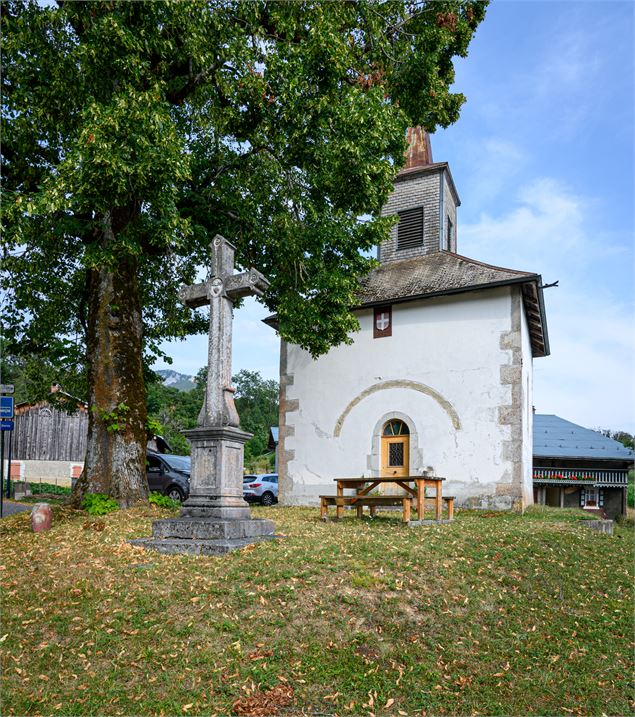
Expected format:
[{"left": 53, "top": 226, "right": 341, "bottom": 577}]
[{"left": 147, "top": 452, "right": 190, "bottom": 502}]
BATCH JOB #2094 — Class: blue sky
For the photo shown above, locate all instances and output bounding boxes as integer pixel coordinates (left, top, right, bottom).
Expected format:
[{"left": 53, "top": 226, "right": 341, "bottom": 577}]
[{"left": 157, "top": 1, "right": 634, "bottom": 433}]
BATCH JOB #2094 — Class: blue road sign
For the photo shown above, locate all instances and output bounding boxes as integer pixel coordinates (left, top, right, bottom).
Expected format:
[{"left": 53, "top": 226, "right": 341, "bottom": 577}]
[
  {"left": 0, "top": 397, "right": 14, "bottom": 419},
  {"left": 0, "top": 420, "right": 14, "bottom": 431}
]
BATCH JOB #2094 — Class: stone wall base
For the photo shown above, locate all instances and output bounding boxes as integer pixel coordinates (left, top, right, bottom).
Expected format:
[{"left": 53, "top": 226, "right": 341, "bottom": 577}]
[
  {"left": 581, "top": 520, "right": 614, "bottom": 535},
  {"left": 3, "top": 460, "right": 82, "bottom": 487}
]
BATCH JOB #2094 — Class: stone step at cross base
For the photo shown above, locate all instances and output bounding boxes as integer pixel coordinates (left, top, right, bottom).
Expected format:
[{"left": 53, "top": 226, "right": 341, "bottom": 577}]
[
  {"left": 130, "top": 533, "right": 277, "bottom": 556},
  {"left": 152, "top": 517, "right": 276, "bottom": 541},
  {"left": 128, "top": 516, "right": 277, "bottom": 556}
]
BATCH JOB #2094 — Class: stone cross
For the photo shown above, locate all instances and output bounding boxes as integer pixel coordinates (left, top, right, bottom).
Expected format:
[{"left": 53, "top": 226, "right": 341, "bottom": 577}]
[
  {"left": 179, "top": 235, "right": 269, "bottom": 428},
  {"left": 129, "top": 235, "right": 276, "bottom": 545}
]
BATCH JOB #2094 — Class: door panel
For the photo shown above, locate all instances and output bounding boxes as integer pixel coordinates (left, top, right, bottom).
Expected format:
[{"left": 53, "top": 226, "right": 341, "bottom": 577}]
[
  {"left": 381, "top": 435, "right": 410, "bottom": 494},
  {"left": 147, "top": 456, "right": 164, "bottom": 492}
]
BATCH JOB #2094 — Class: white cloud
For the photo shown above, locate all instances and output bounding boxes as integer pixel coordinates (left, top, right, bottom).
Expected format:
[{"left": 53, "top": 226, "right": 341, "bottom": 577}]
[
  {"left": 461, "top": 177, "right": 629, "bottom": 276},
  {"left": 462, "top": 177, "right": 635, "bottom": 432},
  {"left": 533, "top": 28, "right": 602, "bottom": 98}
]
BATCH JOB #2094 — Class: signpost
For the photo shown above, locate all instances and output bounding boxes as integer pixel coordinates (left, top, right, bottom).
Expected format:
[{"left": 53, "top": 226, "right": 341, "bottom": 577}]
[
  {"left": 0, "top": 388, "right": 15, "bottom": 517},
  {"left": 0, "top": 396, "right": 14, "bottom": 419}
]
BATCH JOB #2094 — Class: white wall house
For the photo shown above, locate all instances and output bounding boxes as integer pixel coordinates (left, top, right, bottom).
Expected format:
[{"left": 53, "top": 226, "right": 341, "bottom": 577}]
[{"left": 274, "top": 128, "right": 549, "bottom": 511}]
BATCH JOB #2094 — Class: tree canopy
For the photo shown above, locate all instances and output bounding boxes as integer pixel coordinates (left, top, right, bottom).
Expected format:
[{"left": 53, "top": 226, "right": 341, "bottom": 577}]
[
  {"left": 2, "top": 0, "right": 487, "bottom": 357},
  {"left": 1, "top": 0, "right": 488, "bottom": 503}
]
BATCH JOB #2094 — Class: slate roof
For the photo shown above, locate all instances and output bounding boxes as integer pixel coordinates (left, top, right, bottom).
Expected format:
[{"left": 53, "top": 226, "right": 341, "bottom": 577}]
[
  {"left": 533, "top": 414, "right": 634, "bottom": 461},
  {"left": 356, "top": 251, "right": 549, "bottom": 357},
  {"left": 357, "top": 251, "right": 533, "bottom": 305}
]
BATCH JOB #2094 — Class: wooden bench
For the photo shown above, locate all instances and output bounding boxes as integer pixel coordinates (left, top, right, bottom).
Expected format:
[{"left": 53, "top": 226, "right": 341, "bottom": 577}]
[{"left": 320, "top": 494, "right": 413, "bottom": 522}]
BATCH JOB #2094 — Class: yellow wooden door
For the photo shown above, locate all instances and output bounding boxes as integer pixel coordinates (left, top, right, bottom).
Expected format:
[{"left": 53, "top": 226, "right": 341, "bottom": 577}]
[{"left": 380, "top": 420, "right": 410, "bottom": 494}]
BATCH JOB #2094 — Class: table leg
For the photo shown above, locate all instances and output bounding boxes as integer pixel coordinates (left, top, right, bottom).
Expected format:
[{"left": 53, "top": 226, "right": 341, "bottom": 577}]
[
  {"left": 356, "top": 503, "right": 363, "bottom": 519},
  {"left": 402, "top": 497, "right": 411, "bottom": 523},
  {"left": 336, "top": 482, "right": 344, "bottom": 520},
  {"left": 435, "top": 482, "right": 442, "bottom": 521},
  {"left": 416, "top": 479, "right": 424, "bottom": 520}
]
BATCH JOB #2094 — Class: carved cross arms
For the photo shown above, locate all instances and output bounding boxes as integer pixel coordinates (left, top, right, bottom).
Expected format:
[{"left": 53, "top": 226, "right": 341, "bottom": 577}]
[
  {"left": 179, "top": 270, "right": 269, "bottom": 308},
  {"left": 178, "top": 236, "right": 270, "bottom": 309}
]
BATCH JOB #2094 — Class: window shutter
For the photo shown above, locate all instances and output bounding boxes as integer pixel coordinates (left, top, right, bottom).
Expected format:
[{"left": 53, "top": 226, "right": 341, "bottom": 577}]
[
  {"left": 599, "top": 489, "right": 605, "bottom": 508},
  {"left": 579, "top": 488, "right": 586, "bottom": 507},
  {"left": 397, "top": 207, "right": 424, "bottom": 251}
]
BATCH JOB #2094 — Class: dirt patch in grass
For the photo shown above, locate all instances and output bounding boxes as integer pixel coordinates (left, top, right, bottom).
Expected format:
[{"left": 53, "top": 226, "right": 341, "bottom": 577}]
[{"left": 1, "top": 505, "right": 633, "bottom": 716}]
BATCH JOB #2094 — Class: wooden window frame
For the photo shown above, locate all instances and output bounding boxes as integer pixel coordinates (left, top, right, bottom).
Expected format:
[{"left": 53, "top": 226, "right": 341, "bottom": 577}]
[{"left": 373, "top": 305, "right": 392, "bottom": 339}]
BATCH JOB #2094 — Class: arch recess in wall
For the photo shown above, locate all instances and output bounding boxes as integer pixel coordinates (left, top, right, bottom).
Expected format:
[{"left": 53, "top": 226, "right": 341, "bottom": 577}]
[{"left": 333, "top": 379, "right": 461, "bottom": 437}]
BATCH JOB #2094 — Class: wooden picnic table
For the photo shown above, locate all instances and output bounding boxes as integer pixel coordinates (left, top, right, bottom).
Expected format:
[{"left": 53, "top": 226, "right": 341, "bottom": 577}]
[{"left": 320, "top": 475, "right": 448, "bottom": 522}]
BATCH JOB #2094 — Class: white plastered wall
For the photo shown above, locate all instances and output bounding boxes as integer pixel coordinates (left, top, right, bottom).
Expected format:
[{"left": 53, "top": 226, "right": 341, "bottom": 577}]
[{"left": 282, "top": 287, "right": 525, "bottom": 508}]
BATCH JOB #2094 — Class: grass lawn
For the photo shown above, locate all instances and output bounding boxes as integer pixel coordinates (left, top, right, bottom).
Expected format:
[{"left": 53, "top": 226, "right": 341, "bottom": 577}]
[{"left": 1, "top": 504, "right": 633, "bottom": 717}]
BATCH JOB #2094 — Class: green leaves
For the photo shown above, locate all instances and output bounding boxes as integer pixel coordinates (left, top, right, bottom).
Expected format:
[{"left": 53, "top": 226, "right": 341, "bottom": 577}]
[
  {"left": 2, "top": 0, "right": 491, "bottom": 361},
  {"left": 82, "top": 493, "right": 119, "bottom": 516}
]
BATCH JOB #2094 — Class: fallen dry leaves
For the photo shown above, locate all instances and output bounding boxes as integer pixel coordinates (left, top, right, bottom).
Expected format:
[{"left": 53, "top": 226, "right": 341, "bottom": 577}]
[
  {"left": 1, "top": 504, "right": 633, "bottom": 717},
  {"left": 231, "top": 684, "right": 294, "bottom": 716}
]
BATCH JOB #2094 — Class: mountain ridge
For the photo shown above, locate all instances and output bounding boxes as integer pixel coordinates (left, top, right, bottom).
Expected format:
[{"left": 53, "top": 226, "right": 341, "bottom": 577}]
[{"left": 156, "top": 369, "right": 196, "bottom": 392}]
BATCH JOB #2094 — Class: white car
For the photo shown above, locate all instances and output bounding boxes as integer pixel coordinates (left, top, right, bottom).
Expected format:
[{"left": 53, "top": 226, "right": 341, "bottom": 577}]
[{"left": 243, "top": 474, "right": 278, "bottom": 506}]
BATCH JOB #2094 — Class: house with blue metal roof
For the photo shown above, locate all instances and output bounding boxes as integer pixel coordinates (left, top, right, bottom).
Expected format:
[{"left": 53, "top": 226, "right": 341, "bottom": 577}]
[{"left": 533, "top": 414, "right": 633, "bottom": 518}]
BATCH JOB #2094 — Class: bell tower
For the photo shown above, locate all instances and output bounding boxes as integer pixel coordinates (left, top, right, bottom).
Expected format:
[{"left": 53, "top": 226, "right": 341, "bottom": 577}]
[{"left": 379, "top": 127, "right": 460, "bottom": 264}]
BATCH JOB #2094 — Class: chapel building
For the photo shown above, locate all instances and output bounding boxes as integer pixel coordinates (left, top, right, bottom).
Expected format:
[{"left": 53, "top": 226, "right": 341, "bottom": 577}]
[{"left": 276, "top": 128, "right": 550, "bottom": 510}]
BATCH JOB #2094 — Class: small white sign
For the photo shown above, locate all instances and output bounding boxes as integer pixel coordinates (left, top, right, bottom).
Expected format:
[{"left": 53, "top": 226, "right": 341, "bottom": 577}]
[{"left": 0, "top": 384, "right": 15, "bottom": 395}]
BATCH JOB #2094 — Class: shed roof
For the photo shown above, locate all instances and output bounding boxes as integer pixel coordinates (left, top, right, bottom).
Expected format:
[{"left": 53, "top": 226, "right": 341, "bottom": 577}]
[{"left": 533, "top": 414, "right": 634, "bottom": 461}]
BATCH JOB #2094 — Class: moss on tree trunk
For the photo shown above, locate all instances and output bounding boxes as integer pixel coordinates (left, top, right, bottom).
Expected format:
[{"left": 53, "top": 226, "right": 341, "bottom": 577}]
[{"left": 71, "top": 246, "right": 148, "bottom": 508}]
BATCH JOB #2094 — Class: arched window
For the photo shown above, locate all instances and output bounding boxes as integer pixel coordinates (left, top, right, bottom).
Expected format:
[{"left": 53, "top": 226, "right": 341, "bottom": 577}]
[{"left": 382, "top": 419, "right": 410, "bottom": 437}]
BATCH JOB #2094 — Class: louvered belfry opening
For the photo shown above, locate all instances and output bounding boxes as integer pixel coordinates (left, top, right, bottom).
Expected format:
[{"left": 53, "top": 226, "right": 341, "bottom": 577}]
[{"left": 397, "top": 206, "right": 424, "bottom": 251}]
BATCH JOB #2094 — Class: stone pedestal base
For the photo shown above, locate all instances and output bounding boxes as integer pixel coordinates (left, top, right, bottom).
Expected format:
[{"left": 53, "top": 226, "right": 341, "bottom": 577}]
[
  {"left": 133, "top": 425, "right": 279, "bottom": 556},
  {"left": 181, "top": 425, "right": 253, "bottom": 520},
  {"left": 150, "top": 517, "right": 275, "bottom": 541},
  {"left": 130, "top": 517, "right": 277, "bottom": 555}
]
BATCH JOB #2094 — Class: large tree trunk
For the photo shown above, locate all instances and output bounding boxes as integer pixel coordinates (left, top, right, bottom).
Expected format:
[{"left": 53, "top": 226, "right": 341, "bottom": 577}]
[{"left": 71, "top": 242, "right": 148, "bottom": 508}]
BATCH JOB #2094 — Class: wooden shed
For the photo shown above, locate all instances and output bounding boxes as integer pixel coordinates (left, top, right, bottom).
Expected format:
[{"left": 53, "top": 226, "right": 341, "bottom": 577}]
[
  {"left": 7, "top": 390, "right": 88, "bottom": 485},
  {"left": 11, "top": 399, "right": 88, "bottom": 461}
]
